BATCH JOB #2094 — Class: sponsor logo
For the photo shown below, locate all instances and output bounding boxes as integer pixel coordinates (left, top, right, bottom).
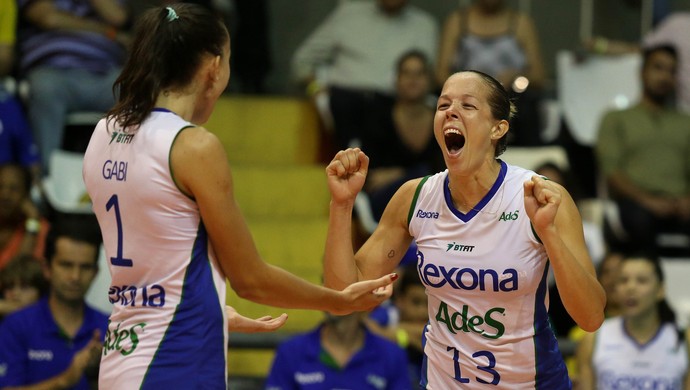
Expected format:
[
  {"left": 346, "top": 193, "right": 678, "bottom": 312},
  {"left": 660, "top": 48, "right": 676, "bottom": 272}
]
[
  {"left": 446, "top": 242, "right": 475, "bottom": 252},
  {"left": 109, "top": 132, "right": 134, "bottom": 145},
  {"left": 28, "top": 349, "right": 53, "bottom": 361},
  {"left": 599, "top": 370, "right": 682, "bottom": 390},
  {"left": 109, "top": 284, "right": 166, "bottom": 307},
  {"left": 103, "top": 320, "right": 147, "bottom": 357},
  {"left": 498, "top": 210, "right": 519, "bottom": 221},
  {"left": 416, "top": 209, "right": 439, "bottom": 219},
  {"left": 294, "top": 372, "right": 325, "bottom": 385},
  {"left": 367, "top": 374, "right": 387, "bottom": 389},
  {"left": 417, "top": 252, "right": 518, "bottom": 292},
  {"left": 435, "top": 301, "right": 505, "bottom": 339}
]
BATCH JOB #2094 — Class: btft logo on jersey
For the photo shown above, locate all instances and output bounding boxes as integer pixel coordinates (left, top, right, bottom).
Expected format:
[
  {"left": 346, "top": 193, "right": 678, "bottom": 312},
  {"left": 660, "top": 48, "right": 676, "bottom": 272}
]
[
  {"left": 446, "top": 242, "right": 475, "bottom": 253},
  {"left": 109, "top": 131, "right": 134, "bottom": 144}
]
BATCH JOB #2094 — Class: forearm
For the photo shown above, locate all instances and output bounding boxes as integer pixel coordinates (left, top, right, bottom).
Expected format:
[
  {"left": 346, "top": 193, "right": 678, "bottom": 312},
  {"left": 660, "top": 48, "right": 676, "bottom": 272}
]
[
  {"left": 323, "top": 201, "right": 360, "bottom": 290},
  {"left": 607, "top": 172, "right": 648, "bottom": 203},
  {"left": 88, "top": 0, "right": 128, "bottom": 27},
  {"left": 540, "top": 230, "right": 605, "bottom": 332},
  {"left": 233, "top": 262, "right": 344, "bottom": 314},
  {"left": 25, "top": 2, "right": 120, "bottom": 34}
]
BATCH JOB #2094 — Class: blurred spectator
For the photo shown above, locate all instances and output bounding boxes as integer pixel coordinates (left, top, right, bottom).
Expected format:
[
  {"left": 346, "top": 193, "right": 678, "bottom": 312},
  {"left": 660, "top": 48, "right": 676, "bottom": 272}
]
[
  {"left": 291, "top": 0, "right": 438, "bottom": 150},
  {"left": 436, "top": 0, "right": 546, "bottom": 146},
  {"left": 364, "top": 263, "right": 428, "bottom": 388},
  {"left": 264, "top": 311, "right": 412, "bottom": 390},
  {"left": 595, "top": 44, "right": 690, "bottom": 257},
  {"left": 645, "top": 12, "right": 690, "bottom": 114},
  {"left": 0, "top": 164, "right": 49, "bottom": 271},
  {"left": 559, "top": 250, "right": 624, "bottom": 383},
  {"left": 0, "top": 0, "right": 41, "bottom": 181},
  {"left": 16, "top": 0, "right": 130, "bottom": 172},
  {"left": 0, "top": 253, "right": 47, "bottom": 320},
  {"left": 534, "top": 161, "right": 605, "bottom": 265},
  {"left": 0, "top": 219, "right": 107, "bottom": 389},
  {"left": 575, "top": 254, "right": 689, "bottom": 390},
  {"left": 586, "top": 11, "right": 690, "bottom": 114},
  {"left": 0, "top": 0, "right": 17, "bottom": 77},
  {"left": 360, "top": 50, "right": 443, "bottom": 222}
]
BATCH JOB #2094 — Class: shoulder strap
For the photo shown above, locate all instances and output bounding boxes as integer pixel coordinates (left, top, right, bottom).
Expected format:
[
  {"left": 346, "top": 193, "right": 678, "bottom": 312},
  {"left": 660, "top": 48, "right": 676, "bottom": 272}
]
[{"left": 407, "top": 175, "right": 431, "bottom": 226}]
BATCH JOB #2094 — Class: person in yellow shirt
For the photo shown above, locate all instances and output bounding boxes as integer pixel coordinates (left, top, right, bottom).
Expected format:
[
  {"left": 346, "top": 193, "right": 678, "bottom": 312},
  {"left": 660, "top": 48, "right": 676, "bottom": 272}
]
[{"left": 0, "top": 0, "right": 18, "bottom": 76}]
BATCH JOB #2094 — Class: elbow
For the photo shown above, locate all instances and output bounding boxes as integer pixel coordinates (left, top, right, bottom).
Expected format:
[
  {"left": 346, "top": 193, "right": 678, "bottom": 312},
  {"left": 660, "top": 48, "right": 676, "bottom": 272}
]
[
  {"left": 232, "top": 282, "right": 266, "bottom": 303},
  {"left": 578, "top": 315, "right": 604, "bottom": 333},
  {"left": 576, "top": 303, "right": 606, "bottom": 332},
  {"left": 229, "top": 275, "right": 266, "bottom": 303}
]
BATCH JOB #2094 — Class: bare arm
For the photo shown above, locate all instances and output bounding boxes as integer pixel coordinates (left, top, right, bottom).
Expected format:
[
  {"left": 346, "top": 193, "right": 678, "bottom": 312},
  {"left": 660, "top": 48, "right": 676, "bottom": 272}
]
[
  {"left": 435, "top": 11, "right": 461, "bottom": 87},
  {"left": 524, "top": 176, "right": 605, "bottom": 332},
  {"left": 575, "top": 331, "right": 596, "bottom": 390},
  {"left": 607, "top": 172, "right": 676, "bottom": 217},
  {"left": 88, "top": 0, "right": 128, "bottom": 26},
  {"left": 323, "top": 149, "right": 414, "bottom": 291},
  {"left": 171, "top": 129, "right": 394, "bottom": 315},
  {"left": 225, "top": 306, "right": 288, "bottom": 333},
  {"left": 24, "top": 0, "right": 126, "bottom": 35}
]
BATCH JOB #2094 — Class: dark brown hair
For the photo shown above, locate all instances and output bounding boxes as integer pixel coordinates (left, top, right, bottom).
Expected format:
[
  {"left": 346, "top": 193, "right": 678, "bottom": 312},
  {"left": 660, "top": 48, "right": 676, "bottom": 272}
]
[
  {"left": 462, "top": 70, "right": 516, "bottom": 157},
  {"left": 108, "top": 4, "right": 228, "bottom": 130}
]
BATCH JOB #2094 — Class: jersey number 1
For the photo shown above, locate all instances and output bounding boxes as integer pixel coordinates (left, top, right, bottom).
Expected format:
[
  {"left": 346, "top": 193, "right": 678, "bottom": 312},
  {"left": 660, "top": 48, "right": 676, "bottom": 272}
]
[{"left": 106, "top": 194, "right": 133, "bottom": 267}]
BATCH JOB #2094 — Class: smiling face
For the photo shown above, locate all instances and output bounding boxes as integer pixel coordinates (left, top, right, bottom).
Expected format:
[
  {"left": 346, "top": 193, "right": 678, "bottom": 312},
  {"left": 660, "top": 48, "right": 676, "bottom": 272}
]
[
  {"left": 616, "top": 258, "right": 664, "bottom": 320},
  {"left": 434, "top": 72, "right": 509, "bottom": 174}
]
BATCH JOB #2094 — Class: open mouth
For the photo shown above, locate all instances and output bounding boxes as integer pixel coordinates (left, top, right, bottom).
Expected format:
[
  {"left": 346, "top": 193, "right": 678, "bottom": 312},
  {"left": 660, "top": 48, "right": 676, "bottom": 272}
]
[{"left": 444, "top": 129, "right": 465, "bottom": 155}]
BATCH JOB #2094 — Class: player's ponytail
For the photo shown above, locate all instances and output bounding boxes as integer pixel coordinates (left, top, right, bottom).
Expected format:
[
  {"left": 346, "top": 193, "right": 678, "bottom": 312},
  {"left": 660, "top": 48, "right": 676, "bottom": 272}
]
[{"left": 108, "top": 4, "right": 227, "bottom": 131}]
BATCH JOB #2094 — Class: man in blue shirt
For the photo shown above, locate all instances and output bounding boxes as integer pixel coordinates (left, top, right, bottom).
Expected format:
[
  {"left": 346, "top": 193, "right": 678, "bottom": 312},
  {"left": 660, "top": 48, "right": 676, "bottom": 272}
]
[
  {"left": 0, "top": 218, "right": 108, "bottom": 389},
  {"left": 264, "top": 311, "right": 411, "bottom": 390}
]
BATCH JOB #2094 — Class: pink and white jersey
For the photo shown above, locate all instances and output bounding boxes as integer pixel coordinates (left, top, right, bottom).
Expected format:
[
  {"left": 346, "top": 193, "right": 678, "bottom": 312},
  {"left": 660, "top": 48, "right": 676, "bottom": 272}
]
[
  {"left": 83, "top": 109, "right": 228, "bottom": 389},
  {"left": 593, "top": 317, "right": 688, "bottom": 390},
  {"left": 408, "top": 161, "right": 570, "bottom": 389}
]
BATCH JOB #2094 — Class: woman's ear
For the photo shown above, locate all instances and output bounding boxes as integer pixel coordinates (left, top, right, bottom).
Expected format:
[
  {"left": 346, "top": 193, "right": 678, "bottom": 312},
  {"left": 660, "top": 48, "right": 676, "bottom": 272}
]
[
  {"left": 203, "top": 55, "right": 221, "bottom": 96},
  {"left": 492, "top": 120, "right": 510, "bottom": 140}
]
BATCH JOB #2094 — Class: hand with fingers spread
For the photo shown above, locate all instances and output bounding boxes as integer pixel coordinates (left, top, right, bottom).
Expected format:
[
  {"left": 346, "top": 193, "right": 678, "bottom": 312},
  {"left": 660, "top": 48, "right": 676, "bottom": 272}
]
[
  {"left": 524, "top": 176, "right": 561, "bottom": 232},
  {"left": 226, "top": 306, "right": 288, "bottom": 333},
  {"left": 326, "top": 148, "right": 369, "bottom": 205}
]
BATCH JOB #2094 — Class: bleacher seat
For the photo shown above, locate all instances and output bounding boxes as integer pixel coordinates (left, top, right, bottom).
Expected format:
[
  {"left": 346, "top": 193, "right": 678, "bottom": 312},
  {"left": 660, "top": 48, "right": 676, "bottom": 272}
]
[
  {"left": 205, "top": 96, "right": 321, "bottom": 165},
  {"left": 205, "top": 96, "right": 330, "bottom": 379}
]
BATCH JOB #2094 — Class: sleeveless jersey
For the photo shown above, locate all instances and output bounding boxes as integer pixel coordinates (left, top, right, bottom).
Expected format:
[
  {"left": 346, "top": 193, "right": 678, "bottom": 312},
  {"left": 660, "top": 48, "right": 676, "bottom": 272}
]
[
  {"left": 593, "top": 317, "right": 688, "bottom": 390},
  {"left": 408, "top": 161, "right": 570, "bottom": 389},
  {"left": 83, "top": 109, "right": 228, "bottom": 389}
]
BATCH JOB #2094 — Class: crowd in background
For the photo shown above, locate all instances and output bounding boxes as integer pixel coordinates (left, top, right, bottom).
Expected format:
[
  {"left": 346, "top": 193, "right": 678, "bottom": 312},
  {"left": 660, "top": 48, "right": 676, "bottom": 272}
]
[{"left": 1, "top": 0, "right": 690, "bottom": 388}]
